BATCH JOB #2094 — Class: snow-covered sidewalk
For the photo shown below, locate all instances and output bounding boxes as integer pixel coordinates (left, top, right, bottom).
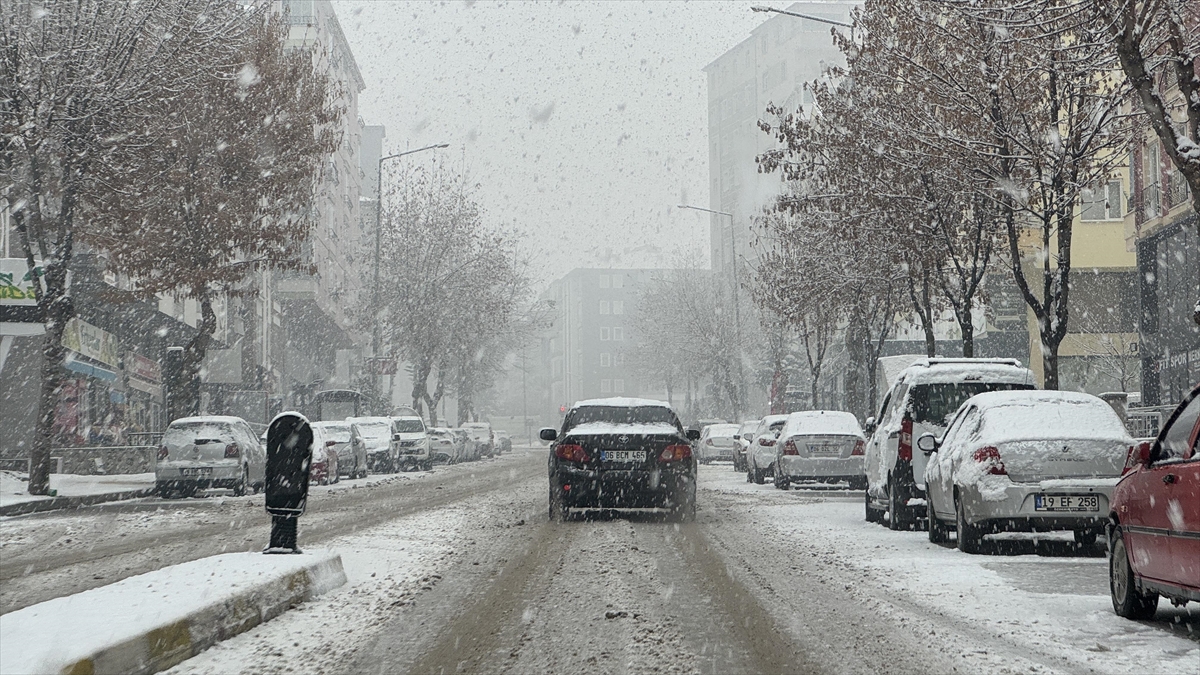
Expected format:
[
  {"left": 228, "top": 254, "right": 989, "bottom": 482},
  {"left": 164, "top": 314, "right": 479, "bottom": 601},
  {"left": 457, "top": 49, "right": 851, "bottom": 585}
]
[{"left": 0, "top": 470, "right": 155, "bottom": 510}]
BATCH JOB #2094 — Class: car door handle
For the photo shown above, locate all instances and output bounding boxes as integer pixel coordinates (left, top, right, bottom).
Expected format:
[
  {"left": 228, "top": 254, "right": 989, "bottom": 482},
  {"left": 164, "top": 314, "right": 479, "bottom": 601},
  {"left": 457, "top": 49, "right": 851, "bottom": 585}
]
[{"left": 1163, "top": 473, "right": 1177, "bottom": 485}]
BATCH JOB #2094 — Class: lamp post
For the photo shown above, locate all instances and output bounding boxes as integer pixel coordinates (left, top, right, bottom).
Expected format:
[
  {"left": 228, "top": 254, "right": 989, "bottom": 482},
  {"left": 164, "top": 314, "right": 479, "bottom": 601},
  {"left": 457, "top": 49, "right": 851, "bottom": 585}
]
[
  {"left": 371, "top": 143, "right": 448, "bottom": 404},
  {"left": 678, "top": 203, "right": 744, "bottom": 419}
]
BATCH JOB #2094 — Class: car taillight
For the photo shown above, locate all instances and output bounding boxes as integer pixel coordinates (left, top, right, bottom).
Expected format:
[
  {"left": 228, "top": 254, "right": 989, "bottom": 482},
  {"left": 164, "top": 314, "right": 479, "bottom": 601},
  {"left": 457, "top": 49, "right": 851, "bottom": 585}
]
[
  {"left": 555, "top": 443, "right": 590, "bottom": 463},
  {"left": 972, "top": 446, "right": 1006, "bottom": 475},
  {"left": 782, "top": 439, "right": 799, "bottom": 456},
  {"left": 157, "top": 445, "right": 169, "bottom": 460},
  {"left": 759, "top": 437, "right": 776, "bottom": 447},
  {"left": 224, "top": 443, "right": 240, "bottom": 459},
  {"left": 898, "top": 416, "right": 913, "bottom": 462},
  {"left": 851, "top": 440, "right": 865, "bottom": 456},
  {"left": 660, "top": 444, "right": 692, "bottom": 462}
]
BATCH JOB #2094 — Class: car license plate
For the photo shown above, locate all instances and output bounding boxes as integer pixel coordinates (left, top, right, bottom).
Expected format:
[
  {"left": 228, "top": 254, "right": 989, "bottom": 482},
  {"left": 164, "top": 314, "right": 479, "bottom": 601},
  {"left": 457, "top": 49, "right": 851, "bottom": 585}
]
[
  {"left": 807, "top": 444, "right": 840, "bottom": 456},
  {"left": 1034, "top": 494, "right": 1099, "bottom": 512},
  {"left": 601, "top": 450, "right": 643, "bottom": 463},
  {"left": 180, "top": 467, "right": 212, "bottom": 477}
]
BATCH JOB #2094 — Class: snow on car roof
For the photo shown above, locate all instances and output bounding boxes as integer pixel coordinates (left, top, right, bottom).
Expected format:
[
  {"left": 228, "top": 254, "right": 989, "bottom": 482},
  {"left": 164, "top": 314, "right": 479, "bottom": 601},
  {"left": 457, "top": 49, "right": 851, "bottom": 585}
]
[
  {"left": 565, "top": 422, "right": 681, "bottom": 436},
  {"left": 970, "top": 390, "right": 1130, "bottom": 441},
  {"left": 782, "top": 411, "right": 864, "bottom": 439},
  {"left": 169, "top": 415, "right": 246, "bottom": 426},
  {"left": 898, "top": 359, "right": 1034, "bottom": 386},
  {"left": 704, "top": 423, "right": 741, "bottom": 436},
  {"left": 572, "top": 397, "right": 672, "bottom": 409}
]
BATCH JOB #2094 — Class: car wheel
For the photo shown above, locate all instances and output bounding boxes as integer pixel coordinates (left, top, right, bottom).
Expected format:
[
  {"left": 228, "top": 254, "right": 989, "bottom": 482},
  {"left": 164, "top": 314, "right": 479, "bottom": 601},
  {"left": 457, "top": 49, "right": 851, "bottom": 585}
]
[
  {"left": 865, "top": 490, "right": 881, "bottom": 523},
  {"left": 753, "top": 467, "right": 765, "bottom": 485},
  {"left": 887, "top": 477, "right": 908, "bottom": 531},
  {"left": 232, "top": 466, "right": 248, "bottom": 497},
  {"left": 671, "top": 493, "right": 696, "bottom": 523},
  {"left": 1109, "top": 525, "right": 1158, "bottom": 619},
  {"left": 927, "top": 497, "right": 950, "bottom": 543},
  {"left": 775, "top": 474, "right": 790, "bottom": 490},
  {"left": 955, "top": 493, "right": 983, "bottom": 554},
  {"left": 549, "top": 487, "right": 568, "bottom": 522},
  {"left": 1073, "top": 529, "right": 1098, "bottom": 549}
]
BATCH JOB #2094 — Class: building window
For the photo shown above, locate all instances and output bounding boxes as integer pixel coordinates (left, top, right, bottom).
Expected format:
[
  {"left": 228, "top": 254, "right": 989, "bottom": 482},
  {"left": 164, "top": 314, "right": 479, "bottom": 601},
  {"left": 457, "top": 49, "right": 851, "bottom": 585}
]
[
  {"left": 599, "top": 274, "right": 610, "bottom": 289},
  {"left": 612, "top": 300, "right": 624, "bottom": 315},
  {"left": 600, "top": 353, "right": 611, "bottom": 367},
  {"left": 611, "top": 274, "right": 623, "bottom": 289},
  {"left": 599, "top": 300, "right": 610, "bottom": 315},
  {"left": 615, "top": 352, "right": 625, "bottom": 366},
  {"left": 613, "top": 327, "right": 624, "bottom": 341},
  {"left": 1081, "top": 180, "right": 1122, "bottom": 221},
  {"left": 614, "top": 379, "right": 625, "bottom": 394},
  {"left": 600, "top": 327, "right": 611, "bottom": 341},
  {"left": 601, "top": 379, "right": 612, "bottom": 393}
]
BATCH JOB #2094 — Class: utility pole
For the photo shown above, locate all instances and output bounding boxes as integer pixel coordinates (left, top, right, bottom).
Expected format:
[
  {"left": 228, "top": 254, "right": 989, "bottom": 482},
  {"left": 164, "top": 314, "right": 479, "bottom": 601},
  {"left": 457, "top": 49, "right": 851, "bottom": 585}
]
[{"left": 370, "top": 143, "right": 448, "bottom": 407}]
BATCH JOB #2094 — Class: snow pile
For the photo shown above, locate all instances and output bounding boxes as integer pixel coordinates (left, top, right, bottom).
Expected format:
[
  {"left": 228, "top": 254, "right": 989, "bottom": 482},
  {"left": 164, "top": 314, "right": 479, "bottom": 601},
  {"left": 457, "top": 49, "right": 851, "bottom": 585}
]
[{"left": 0, "top": 471, "right": 156, "bottom": 507}]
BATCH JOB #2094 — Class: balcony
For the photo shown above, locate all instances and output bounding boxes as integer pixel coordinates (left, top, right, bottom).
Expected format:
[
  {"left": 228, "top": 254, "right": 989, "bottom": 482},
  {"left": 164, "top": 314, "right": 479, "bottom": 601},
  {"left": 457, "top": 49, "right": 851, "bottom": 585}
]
[
  {"left": 1165, "top": 171, "right": 1189, "bottom": 209},
  {"left": 1141, "top": 183, "right": 1161, "bottom": 221}
]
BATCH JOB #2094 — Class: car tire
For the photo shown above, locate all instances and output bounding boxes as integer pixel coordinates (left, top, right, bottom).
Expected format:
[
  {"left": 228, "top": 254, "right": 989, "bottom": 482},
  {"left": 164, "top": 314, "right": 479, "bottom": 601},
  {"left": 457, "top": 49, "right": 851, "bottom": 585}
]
[
  {"left": 1073, "top": 529, "right": 1098, "bottom": 549},
  {"left": 753, "top": 467, "right": 765, "bottom": 485},
  {"left": 775, "top": 474, "right": 790, "bottom": 490},
  {"left": 1109, "top": 525, "right": 1158, "bottom": 620},
  {"left": 865, "top": 490, "right": 882, "bottom": 523},
  {"left": 233, "top": 467, "right": 248, "bottom": 497},
  {"left": 671, "top": 494, "right": 696, "bottom": 523},
  {"left": 955, "top": 493, "right": 983, "bottom": 554},
  {"left": 887, "top": 477, "right": 908, "bottom": 531},
  {"left": 549, "top": 487, "right": 568, "bottom": 522},
  {"left": 928, "top": 497, "right": 950, "bottom": 543}
]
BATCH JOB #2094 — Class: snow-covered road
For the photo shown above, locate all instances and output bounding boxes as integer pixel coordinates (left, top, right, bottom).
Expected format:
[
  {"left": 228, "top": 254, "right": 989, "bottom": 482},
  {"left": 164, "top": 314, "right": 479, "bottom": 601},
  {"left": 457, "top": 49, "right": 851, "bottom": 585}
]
[{"left": 148, "top": 456, "right": 1200, "bottom": 674}]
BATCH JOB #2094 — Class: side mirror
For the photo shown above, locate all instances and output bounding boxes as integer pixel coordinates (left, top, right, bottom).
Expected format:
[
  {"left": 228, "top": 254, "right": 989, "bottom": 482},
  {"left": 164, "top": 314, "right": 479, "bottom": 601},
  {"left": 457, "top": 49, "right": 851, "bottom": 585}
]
[
  {"left": 864, "top": 416, "right": 877, "bottom": 434},
  {"left": 916, "top": 432, "right": 938, "bottom": 455},
  {"left": 686, "top": 428, "right": 701, "bottom": 441},
  {"left": 1123, "top": 441, "right": 1152, "bottom": 474},
  {"left": 539, "top": 427, "right": 558, "bottom": 442}
]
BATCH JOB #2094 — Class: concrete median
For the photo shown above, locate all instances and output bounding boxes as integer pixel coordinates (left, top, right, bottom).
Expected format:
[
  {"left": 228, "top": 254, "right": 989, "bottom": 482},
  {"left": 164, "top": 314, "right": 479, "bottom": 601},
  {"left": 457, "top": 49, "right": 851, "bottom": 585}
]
[{"left": 0, "top": 550, "right": 346, "bottom": 675}]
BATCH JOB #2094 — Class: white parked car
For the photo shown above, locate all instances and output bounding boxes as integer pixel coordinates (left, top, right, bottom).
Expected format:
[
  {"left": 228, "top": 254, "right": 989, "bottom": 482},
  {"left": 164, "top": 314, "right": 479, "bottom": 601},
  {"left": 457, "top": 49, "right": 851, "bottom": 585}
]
[
  {"left": 428, "top": 427, "right": 459, "bottom": 464},
  {"left": 864, "top": 358, "right": 1036, "bottom": 529},
  {"left": 462, "top": 422, "right": 495, "bottom": 458},
  {"left": 156, "top": 416, "right": 265, "bottom": 498},
  {"left": 698, "top": 423, "right": 741, "bottom": 463},
  {"left": 747, "top": 414, "right": 789, "bottom": 484},
  {"left": 348, "top": 416, "right": 396, "bottom": 473},
  {"left": 733, "top": 418, "right": 760, "bottom": 473},
  {"left": 391, "top": 416, "right": 431, "bottom": 471},
  {"left": 921, "top": 390, "right": 1132, "bottom": 553},
  {"left": 774, "top": 410, "right": 867, "bottom": 490},
  {"left": 312, "top": 421, "right": 366, "bottom": 479}
]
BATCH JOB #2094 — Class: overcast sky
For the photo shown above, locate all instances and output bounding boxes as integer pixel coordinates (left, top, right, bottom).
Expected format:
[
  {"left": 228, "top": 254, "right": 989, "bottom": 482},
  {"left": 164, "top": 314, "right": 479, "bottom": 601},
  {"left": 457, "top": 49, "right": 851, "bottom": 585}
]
[{"left": 334, "top": 0, "right": 772, "bottom": 289}]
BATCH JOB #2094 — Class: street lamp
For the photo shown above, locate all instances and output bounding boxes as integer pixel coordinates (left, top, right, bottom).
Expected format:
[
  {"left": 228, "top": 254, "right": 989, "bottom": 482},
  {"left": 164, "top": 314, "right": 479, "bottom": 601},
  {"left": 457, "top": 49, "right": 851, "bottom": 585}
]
[
  {"left": 678, "top": 203, "right": 744, "bottom": 418},
  {"left": 370, "top": 143, "right": 449, "bottom": 403}
]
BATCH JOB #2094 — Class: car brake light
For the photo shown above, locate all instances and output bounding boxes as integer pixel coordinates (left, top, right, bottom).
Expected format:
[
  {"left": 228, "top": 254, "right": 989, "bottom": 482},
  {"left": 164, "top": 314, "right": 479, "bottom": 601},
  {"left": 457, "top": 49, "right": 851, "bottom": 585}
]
[
  {"left": 898, "top": 416, "right": 913, "bottom": 462},
  {"left": 851, "top": 440, "right": 865, "bottom": 456},
  {"left": 555, "top": 443, "right": 590, "bottom": 463},
  {"left": 224, "top": 443, "right": 240, "bottom": 459},
  {"left": 972, "top": 446, "right": 1006, "bottom": 475},
  {"left": 660, "top": 444, "right": 692, "bottom": 462},
  {"left": 782, "top": 439, "right": 799, "bottom": 456},
  {"left": 157, "top": 445, "right": 169, "bottom": 460},
  {"left": 760, "top": 437, "right": 776, "bottom": 447}
]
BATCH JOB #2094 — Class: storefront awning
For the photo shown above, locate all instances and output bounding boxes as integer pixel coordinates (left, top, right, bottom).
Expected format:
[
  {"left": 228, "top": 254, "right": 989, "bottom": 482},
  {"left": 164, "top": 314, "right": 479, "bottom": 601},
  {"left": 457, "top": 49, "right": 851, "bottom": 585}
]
[{"left": 64, "top": 353, "right": 117, "bottom": 381}]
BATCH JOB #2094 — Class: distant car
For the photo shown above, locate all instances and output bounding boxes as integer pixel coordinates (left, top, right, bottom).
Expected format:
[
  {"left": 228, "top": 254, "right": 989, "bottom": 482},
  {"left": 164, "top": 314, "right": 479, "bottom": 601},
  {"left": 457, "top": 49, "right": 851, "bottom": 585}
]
[
  {"left": 428, "top": 427, "right": 458, "bottom": 464},
  {"left": 156, "top": 416, "right": 265, "bottom": 498},
  {"left": 495, "top": 430, "right": 513, "bottom": 453},
  {"left": 921, "top": 390, "right": 1131, "bottom": 553},
  {"left": 864, "top": 358, "right": 1036, "bottom": 530},
  {"left": 451, "top": 428, "right": 474, "bottom": 461},
  {"left": 348, "top": 416, "right": 396, "bottom": 474},
  {"left": 391, "top": 416, "right": 431, "bottom": 471},
  {"left": 462, "top": 422, "right": 495, "bottom": 458},
  {"left": 747, "top": 414, "right": 789, "bottom": 484},
  {"left": 698, "top": 423, "right": 740, "bottom": 464},
  {"left": 774, "top": 411, "right": 867, "bottom": 490},
  {"left": 733, "top": 419, "right": 760, "bottom": 472},
  {"left": 308, "top": 424, "right": 340, "bottom": 485},
  {"left": 1108, "top": 383, "right": 1200, "bottom": 619},
  {"left": 542, "top": 397, "right": 700, "bottom": 521},
  {"left": 312, "top": 421, "right": 366, "bottom": 479}
]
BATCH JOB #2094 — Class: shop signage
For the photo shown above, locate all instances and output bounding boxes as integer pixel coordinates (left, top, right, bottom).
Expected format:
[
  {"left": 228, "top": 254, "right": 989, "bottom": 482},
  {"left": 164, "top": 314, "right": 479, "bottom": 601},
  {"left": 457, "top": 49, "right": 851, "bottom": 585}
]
[
  {"left": 0, "top": 258, "right": 41, "bottom": 306},
  {"left": 127, "top": 352, "right": 161, "bottom": 384},
  {"left": 62, "top": 317, "right": 119, "bottom": 369}
]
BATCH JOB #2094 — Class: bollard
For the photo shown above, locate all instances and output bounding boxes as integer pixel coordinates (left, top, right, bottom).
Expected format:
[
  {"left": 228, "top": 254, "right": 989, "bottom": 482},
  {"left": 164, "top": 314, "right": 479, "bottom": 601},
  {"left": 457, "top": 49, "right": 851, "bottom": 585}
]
[{"left": 264, "top": 412, "right": 313, "bottom": 554}]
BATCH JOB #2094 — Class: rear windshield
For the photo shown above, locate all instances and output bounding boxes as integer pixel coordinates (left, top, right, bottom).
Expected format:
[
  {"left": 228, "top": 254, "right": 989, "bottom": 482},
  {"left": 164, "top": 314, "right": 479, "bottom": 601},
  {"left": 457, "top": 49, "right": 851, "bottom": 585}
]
[
  {"left": 353, "top": 422, "right": 391, "bottom": 440},
  {"left": 164, "top": 422, "right": 234, "bottom": 444},
  {"left": 315, "top": 424, "right": 351, "bottom": 442},
  {"left": 394, "top": 419, "right": 425, "bottom": 433},
  {"left": 909, "top": 382, "right": 1034, "bottom": 426},
  {"left": 564, "top": 405, "right": 680, "bottom": 431}
]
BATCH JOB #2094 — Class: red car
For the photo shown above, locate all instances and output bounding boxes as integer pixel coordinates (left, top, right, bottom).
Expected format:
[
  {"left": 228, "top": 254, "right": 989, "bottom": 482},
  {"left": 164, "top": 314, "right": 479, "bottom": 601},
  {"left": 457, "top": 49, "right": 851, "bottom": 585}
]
[
  {"left": 308, "top": 426, "right": 340, "bottom": 486},
  {"left": 1108, "top": 383, "right": 1200, "bottom": 619}
]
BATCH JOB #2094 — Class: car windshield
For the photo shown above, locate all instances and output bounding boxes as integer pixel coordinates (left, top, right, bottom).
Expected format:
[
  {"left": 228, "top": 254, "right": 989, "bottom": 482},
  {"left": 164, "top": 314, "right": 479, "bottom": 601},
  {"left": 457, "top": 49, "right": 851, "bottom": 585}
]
[
  {"left": 909, "top": 382, "right": 1034, "bottom": 427},
  {"left": 563, "top": 405, "right": 679, "bottom": 432},
  {"left": 3, "top": 2, "right": 1181, "bottom": 672}
]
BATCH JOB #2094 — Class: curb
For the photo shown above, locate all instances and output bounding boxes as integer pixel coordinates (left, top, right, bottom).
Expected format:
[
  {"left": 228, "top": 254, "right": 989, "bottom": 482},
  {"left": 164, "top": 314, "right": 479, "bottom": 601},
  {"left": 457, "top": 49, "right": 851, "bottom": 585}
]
[
  {"left": 0, "top": 551, "right": 347, "bottom": 675},
  {"left": 0, "top": 488, "right": 156, "bottom": 517}
]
